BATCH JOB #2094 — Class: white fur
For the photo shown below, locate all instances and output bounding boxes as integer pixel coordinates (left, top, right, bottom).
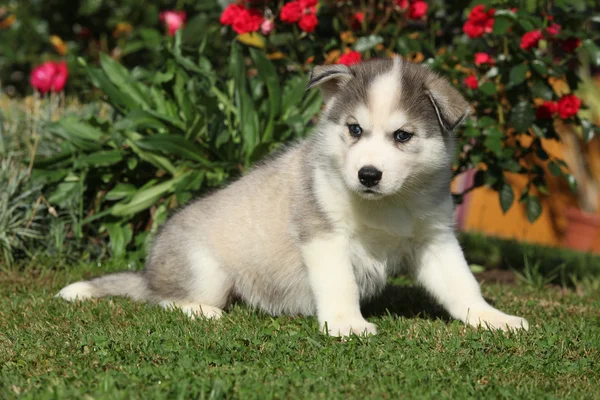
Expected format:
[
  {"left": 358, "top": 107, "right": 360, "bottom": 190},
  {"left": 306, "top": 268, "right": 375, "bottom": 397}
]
[{"left": 55, "top": 282, "right": 95, "bottom": 301}]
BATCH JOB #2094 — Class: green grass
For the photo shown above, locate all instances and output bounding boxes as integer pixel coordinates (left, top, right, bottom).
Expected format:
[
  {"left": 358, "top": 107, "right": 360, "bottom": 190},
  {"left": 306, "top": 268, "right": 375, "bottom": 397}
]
[{"left": 1, "top": 260, "right": 599, "bottom": 399}]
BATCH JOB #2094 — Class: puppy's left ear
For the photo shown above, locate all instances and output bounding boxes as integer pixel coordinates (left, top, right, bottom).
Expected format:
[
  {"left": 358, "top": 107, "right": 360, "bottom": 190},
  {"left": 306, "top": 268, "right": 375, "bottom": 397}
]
[
  {"left": 306, "top": 64, "right": 353, "bottom": 103},
  {"left": 426, "top": 76, "right": 471, "bottom": 133}
]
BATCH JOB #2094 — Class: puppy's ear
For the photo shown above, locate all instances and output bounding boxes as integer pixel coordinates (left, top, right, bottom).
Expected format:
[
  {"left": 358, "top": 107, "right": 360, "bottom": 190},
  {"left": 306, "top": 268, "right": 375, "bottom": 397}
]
[
  {"left": 426, "top": 75, "right": 471, "bottom": 133},
  {"left": 306, "top": 64, "right": 353, "bottom": 103}
]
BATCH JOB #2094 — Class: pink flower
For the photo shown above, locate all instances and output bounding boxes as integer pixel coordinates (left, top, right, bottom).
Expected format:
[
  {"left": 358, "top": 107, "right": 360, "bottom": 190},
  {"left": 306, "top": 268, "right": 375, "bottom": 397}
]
[
  {"left": 474, "top": 52, "right": 494, "bottom": 66},
  {"left": 408, "top": 1, "right": 428, "bottom": 19},
  {"left": 159, "top": 11, "right": 186, "bottom": 36},
  {"left": 261, "top": 19, "right": 274, "bottom": 35},
  {"left": 338, "top": 51, "right": 362, "bottom": 66},
  {"left": 520, "top": 30, "right": 542, "bottom": 50},
  {"left": 546, "top": 23, "right": 561, "bottom": 37},
  {"left": 464, "top": 75, "right": 478, "bottom": 89},
  {"left": 30, "top": 61, "right": 69, "bottom": 94}
]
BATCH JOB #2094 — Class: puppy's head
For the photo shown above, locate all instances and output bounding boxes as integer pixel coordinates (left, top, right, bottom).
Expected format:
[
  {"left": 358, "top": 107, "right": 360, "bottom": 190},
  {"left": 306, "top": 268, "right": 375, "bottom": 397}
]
[{"left": 307, "top": 57, "right": 469, "bottom": 200}]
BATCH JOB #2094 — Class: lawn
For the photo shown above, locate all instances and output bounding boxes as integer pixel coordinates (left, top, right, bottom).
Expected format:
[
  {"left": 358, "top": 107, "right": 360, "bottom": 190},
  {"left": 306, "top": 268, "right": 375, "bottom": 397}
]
[{"left": 1, "top": 257, "right": 599, "bottom": 399}]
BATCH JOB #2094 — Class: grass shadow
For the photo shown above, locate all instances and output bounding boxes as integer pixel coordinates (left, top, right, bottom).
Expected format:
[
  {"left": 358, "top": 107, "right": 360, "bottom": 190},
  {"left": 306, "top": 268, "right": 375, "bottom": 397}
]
[{"left": 361, "top": 283, "right": 451, "bottom": 322}]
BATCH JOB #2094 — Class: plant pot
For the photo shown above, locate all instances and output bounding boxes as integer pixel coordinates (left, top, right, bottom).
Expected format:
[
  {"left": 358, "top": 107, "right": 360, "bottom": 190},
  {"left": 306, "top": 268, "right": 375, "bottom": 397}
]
[{"left": 563, "top": 207, "right": 600, "bottom": 253}]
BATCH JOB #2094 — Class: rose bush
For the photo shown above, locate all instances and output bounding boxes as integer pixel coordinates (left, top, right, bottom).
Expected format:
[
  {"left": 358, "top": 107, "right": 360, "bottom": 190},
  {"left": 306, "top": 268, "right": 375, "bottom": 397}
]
[{"left": 5, "top": 0, "right": 600, "bottom": 258}]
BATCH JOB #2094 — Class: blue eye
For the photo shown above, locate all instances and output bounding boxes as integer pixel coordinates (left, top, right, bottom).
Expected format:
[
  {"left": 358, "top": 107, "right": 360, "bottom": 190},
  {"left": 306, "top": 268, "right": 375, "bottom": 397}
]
[
  {"left": 393, "top": 130, "right": 413, "bottom": 143},
  {"left": 348, "top": 124, "right": 362, "bottom": 138}
]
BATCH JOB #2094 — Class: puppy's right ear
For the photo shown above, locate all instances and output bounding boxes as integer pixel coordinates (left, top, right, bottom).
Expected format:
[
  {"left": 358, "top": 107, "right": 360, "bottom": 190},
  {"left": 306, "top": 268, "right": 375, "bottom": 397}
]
[{"left": 306, "top": 65, "right": 352, "bottom": 103}]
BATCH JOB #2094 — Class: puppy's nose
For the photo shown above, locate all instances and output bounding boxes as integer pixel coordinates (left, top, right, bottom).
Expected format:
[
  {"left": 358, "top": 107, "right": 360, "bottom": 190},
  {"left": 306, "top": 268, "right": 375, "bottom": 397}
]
[{"left": 358, "top": 166, "right": 382, "bottom": 188}]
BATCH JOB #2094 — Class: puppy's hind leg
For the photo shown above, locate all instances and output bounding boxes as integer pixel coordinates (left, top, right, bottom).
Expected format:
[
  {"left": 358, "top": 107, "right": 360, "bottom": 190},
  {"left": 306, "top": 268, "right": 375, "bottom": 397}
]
[{"left": 153, "top": 247, "right": 231, "bottom": 321}]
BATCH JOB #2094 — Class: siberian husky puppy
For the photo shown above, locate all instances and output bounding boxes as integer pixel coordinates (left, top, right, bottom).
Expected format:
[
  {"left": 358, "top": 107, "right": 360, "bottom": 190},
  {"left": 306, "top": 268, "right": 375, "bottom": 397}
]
[{"left": 57, "top": 57, "right": 528, "bottom": 336}]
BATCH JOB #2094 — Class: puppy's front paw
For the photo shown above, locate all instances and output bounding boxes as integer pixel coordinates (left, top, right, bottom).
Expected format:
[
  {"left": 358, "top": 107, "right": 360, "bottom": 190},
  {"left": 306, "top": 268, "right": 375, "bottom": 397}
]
[
  {"left": 322, "top": 319, "right": 377, "bottom": 337},
  {"left": 466, "top": 309, "right": 529, "bottom": 331}
]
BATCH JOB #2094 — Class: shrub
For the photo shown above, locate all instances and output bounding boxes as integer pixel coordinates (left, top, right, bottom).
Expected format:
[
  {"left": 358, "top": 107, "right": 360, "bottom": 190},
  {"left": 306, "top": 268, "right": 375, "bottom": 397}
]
[{"left": 8, "top": 0, "right": 600, "bottom": 259}]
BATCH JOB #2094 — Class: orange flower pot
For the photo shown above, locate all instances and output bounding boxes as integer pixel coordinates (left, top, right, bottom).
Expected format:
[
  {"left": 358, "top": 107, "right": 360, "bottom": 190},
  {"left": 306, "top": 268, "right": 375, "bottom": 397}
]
[{"left": 563, "top": 207, "right": 600, "bottom": 253}]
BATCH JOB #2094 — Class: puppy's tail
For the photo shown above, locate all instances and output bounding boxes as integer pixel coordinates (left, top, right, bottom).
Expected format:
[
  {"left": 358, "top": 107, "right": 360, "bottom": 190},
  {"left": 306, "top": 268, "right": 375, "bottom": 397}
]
[{"left": 56, "top": 272, "right": 150, "bottom": 302}]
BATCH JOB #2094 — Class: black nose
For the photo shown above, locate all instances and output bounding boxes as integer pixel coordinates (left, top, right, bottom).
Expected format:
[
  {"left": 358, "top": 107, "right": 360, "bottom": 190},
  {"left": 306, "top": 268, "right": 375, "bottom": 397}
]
[{"left": 358, "top": 166, "right": 382, "bottom": 188}]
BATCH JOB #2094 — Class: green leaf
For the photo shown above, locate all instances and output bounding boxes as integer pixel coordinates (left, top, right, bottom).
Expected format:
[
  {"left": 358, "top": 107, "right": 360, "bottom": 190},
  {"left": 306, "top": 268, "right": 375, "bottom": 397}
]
[
  {"left": 509, "top": 64, "right": 528, "bottom": 86},
  {"left": 469, "top": 264, "right": 486, "bottom": 274},
  {"left": 48, "top": 119, "right": 103, "bottom": 151},
  {"left": 493, "top": 16, "right": 513, "bottom": 35},
  {"left": 105, "top": 183, "right": 137, "bottom": 201},
  {"left": 78, "top": 0, "right": 102, "bottom": 16},
  {"left": 353, "top": 35, "right": 384, "bottom": 52},
  {"left": 114, "top": 109, "right": 169, "bottom": 132},
  {"left": 548, "top": 161, "right": 564, "bottom": 176},
  {"left": 174, "top": 69, "right": 194, "bottom": 122},
  {"left": 509, "top": 101, "right": 534, "bottom": 133},
  {"left": 525, "top": 195, "right": 542, "bottom": 222},
  {"left": 530, "top": 80, "right": 553, "bottom": 100},
  {"left": 99, "top": 53, "right": 149, "bottom": 109},
  {"left": 581, "top": 119, "right": 595, "bottom": 142},
  {"left": 249, "top": 48, "right": 282, "bottom": 143},
  {"left": 499, "top": 183, "right": 515, "bottom": 214},
  {"left": 136, "top": 134, "right": 212, "bottom": 166},
  {"left": 484, "top": 136, "right": 503, "bottom": 156},
  {"left": 478, "top": 116, "right": 497, "bottom": 128},
  {"left": 531, "top": 60, "right": 548, "bottom": 76},
  {"left": 104, "top": 223, "right": 132, "bottom": 259},
  {"left": 87, "top": 67, "right": 137, "bottom": 111},
  {"left": 74, "top": 150, "right": 123, "bottom": 168},
  {"left": 111, "top": 173, "right": 190, "bottom": 216},
  {"left": 566, "top": 174, "right": 578, "bottom": 193},
  {"left": 479, "top": 82, "right": 497, "bottom": 96},
  {"left": 230, "top": 43, "right": 259, "bottom": 162},
  {"left": 48, "top": 181, "right": 80, "bottom": 207}
]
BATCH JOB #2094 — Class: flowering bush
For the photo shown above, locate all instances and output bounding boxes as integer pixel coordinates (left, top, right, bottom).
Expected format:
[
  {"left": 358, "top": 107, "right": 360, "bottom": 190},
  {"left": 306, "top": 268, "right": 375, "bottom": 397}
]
[{"left": 8, "top": 0, "right": 600, "bottom": 257}]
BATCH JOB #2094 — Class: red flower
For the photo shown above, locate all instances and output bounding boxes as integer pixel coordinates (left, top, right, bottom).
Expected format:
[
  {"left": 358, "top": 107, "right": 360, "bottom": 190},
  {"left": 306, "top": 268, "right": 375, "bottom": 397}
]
[
  {"left": 395, "top": 0, "right": 409, "bottom": 10},
  {"left": 463, "top": 5, "right": 495, "bottom": 38},
  {"left": 464, "top": 75, "right": 478, "bottom": 89},
  {"left": 232, "top": 8, "right": 264, "bottom": 34},
  {"left": 281, "top": 0, "right": 318, "bottom": 32},
  {"left": 338, "top": 51, "right": 362, "bottom": 66},
  {"left": 408, "top": 1, "right": 428, "bottom": 19},
  {"left": 546, "top": 23, "right": 561, "bottom": 37},
  {"left": 220, "top": 4, "right": 245, "bottom": 25},
  {"left": 299, "top": 13, "right": 318, "bottom": 32},
  {"left": 557, "top": 94, "right": 581, "bottom": 119},
  {"left": 30, "top": 61, "right": 69, "bottom": 94},
  {"left": 353, "top": 12, "right": 364, "bottom": 23},
  {"left": 474, "top": 52, "right": 494, "bottom": 66},
  {"left": 280, "top": 1, "right": 303, "bottom": 23},
  {"left": 536, "top": 101, "right": 557, "bottom": 119},
  {"left": 159, "top": 11, "right": 186, "bottom": 36},
  {"left": 520, "top": 30, "right": 542, "bottom": 50},
  {"left": 561, "top": 38, "right": 582, "bottom": 53}
]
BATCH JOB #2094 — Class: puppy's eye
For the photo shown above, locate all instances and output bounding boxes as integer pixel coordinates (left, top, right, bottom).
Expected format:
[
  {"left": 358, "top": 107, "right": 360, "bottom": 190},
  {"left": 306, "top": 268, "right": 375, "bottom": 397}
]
[
  {"left": 348, "top": 124, "right": 362, "bottom": 138},
  {"left": 393, "top": 130, "right": 413, "bottom": 143}
]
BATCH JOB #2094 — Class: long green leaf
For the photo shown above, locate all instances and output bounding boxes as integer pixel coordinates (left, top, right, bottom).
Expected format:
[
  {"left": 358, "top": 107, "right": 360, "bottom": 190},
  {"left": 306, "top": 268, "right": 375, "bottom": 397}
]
[
  {"left": 136, "top": 134, "right": 212, "bottom": 166},
  {"left": 230, "top": 43, "right": 259, "bottom": 162},
  {"left": 249, "top": 48, "right": 281, "bottom": 142},
  {"left": 99, "top": 53, "right": 150, "bottom": 109},
  {"left": 110, "top": 173, "right": 189, "bottom": 216}
]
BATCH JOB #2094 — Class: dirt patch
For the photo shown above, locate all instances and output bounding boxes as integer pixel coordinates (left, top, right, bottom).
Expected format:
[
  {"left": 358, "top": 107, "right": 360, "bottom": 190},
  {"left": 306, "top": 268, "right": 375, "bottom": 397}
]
[{"left": 475, "top": 269, "right": 517, "bottom": 285}]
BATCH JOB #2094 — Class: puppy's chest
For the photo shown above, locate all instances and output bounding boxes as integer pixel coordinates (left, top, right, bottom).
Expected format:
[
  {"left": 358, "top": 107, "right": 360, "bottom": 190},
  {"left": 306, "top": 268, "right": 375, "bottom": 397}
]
[{"left": 348, "top": 227, "right": 411, "bottom": 298}]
